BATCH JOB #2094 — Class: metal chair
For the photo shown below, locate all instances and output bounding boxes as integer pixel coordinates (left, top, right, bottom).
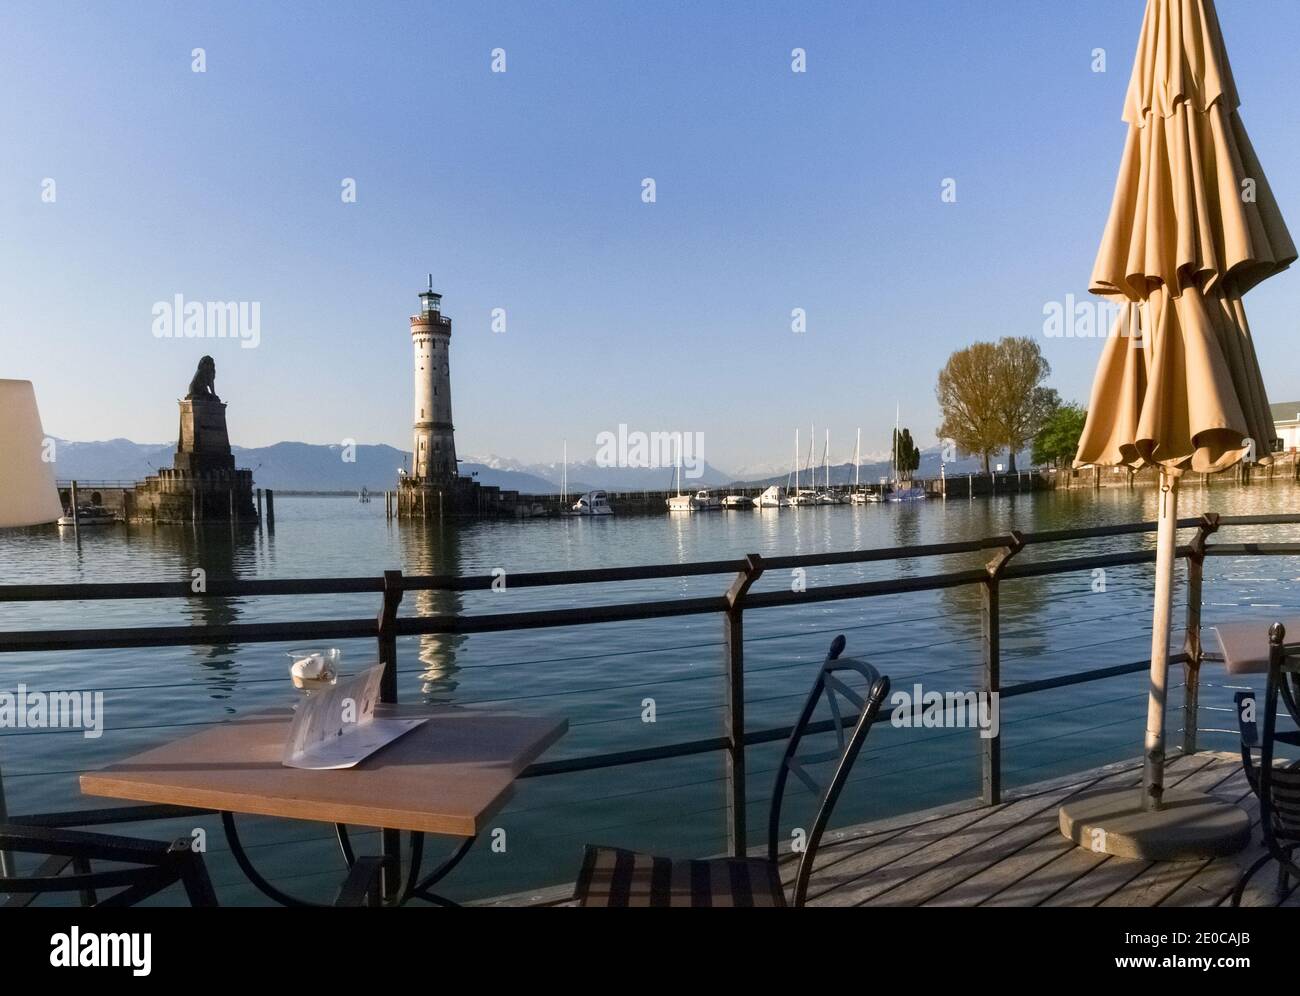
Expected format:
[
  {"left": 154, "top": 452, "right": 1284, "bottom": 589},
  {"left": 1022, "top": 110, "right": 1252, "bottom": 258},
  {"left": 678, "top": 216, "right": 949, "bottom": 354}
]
[
  {"left": 1, "top": 824, "right": 218, "bottom": 907},
  {"left": 575, "top": 634, "right": 890, "bottom": 907},
  {"left": 1231, "top": 622, "right": 1300, "bottom": 907}
]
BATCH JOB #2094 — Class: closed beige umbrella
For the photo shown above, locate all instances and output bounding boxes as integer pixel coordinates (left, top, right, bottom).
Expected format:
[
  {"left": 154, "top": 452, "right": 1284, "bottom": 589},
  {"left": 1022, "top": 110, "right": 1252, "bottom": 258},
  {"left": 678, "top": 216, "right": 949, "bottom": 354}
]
[{"left": 1062, "top": 0, "right": 1295, "bottom": 859}]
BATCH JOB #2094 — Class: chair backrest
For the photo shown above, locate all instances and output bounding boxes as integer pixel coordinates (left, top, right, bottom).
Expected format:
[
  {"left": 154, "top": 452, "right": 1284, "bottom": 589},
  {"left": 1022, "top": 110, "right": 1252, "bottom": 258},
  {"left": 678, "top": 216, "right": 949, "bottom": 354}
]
[
  {"left": 1234, "top": 690, "right": 1261, "bottom": 795},
  {"left": 1257, "top": 655, "right": 1300, "bottom": 845},
  {"left": 767, "top": 634, "right": 890, "bottom": 907},
  {"left": 0, "top": 824, "right": 217, "bottom": 907}
]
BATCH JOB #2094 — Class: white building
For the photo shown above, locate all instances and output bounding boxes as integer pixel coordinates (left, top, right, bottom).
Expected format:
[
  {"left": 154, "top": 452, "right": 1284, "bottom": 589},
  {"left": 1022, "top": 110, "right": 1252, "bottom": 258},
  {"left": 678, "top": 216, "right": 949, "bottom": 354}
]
[{"left": 1273, "top": 400, "right": 1300, "bottom": 453}]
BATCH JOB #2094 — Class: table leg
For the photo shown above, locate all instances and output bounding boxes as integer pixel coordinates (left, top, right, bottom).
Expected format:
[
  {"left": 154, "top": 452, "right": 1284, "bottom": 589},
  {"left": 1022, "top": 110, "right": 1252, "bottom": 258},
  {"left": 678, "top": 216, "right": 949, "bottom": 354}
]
[
  {"left": 406, "top": 834, "right": 475, "bottom": 907},
  {"left": 224, "top": 813, "right": 474, "bottom": 907},
  {"left": 222, "top": 811, "right": 331, "bottom": 908},
  {"left": 382, "top": 827, "right": 402, "bottom": 905}
]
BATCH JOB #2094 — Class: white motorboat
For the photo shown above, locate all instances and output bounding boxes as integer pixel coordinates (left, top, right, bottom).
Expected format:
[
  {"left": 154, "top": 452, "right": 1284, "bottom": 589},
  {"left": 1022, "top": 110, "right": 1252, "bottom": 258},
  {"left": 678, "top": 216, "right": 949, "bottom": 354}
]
[
  {"left": 752, "top": 485, "right": 790, "bottom": 508},
  {"left": 572, "top": 491, "right": 613, "bottom": 515},
  {"left": 721, "top": 494, "right": 751, "bottom": 508},
  {"left": 693, "top": 489, "right": 722, "bottom": 510},
  {"left": 56, "top": 506, "right": 116, "bottom": 527}
]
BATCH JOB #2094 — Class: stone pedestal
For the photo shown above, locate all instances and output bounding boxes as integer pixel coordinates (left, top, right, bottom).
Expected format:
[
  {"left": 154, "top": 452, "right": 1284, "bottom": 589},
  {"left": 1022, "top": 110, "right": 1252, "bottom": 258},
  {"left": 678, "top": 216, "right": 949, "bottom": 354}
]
[
  {"left": 174, "top": 398, "right": 236, "bottom": 474},
  {"left": 132, "top": 397, "right": 257, "bottom": 524}
]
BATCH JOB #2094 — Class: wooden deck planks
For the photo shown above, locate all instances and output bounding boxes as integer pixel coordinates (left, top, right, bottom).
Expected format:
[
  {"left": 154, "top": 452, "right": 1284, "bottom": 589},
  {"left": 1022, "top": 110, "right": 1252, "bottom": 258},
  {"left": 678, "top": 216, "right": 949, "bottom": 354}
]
[
  {"left": 1038, "top": 760, "right": 1243, "bottom": 907},
  {"left": 488, "top": 751, "right": 1292, "bottom": 908}
]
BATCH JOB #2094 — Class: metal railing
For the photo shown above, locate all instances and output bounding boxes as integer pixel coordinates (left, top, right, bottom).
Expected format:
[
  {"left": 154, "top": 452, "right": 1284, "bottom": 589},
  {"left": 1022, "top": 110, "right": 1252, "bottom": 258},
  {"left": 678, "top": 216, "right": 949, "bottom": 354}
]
[{"left": 2, "top": 512, "right": 1300, "bottom": 861}]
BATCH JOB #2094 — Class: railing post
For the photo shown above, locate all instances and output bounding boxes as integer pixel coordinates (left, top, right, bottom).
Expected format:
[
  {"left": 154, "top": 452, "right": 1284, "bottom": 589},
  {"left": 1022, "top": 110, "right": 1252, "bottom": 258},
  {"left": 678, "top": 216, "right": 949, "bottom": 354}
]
[
  {"left": 1182, "top": 513, "right": 1219, "bottom": 755},
  {"left": 982, "top": 531, "right": 1024, "bottom": 806},
  {"left": 723, "top": 554, "right": 764, "bottom": 857},
  {"left": 0, "top": 760, "right": 11, "bottom": 876},
  {"left": 377, "top": 570, "right": 404, "bottom": 705},
  {"left": 376, "top": 569, "right": 405, "bottom": 904}
]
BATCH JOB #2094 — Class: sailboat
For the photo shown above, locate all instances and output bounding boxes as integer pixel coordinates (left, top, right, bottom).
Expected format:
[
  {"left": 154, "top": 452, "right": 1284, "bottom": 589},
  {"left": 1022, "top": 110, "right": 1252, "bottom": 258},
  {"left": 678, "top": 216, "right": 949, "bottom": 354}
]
[
  {"left": 816, "top": 429, "right": 844, "bottom": 503},
  {"left": 849, "top": 427, "right": 875, "bottom": 503},
  {"left": 887, "top": 404, "right": 926, "bottom": 503},
  {"left": 754, "top": 432, "right": 796, "bottom": 508},
  {"left": 667, "top": 440, "right": 698, "bottom": 511},
  {"left": 790, "top": 424, "right": 819, "bottom": 506}
]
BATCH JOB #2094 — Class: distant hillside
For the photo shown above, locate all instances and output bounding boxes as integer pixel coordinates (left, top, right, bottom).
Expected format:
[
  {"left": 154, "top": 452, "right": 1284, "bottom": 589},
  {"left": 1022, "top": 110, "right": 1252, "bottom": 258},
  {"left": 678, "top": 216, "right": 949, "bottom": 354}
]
[
  {"left": 742, "top": 446, "right": 1034, "bottom": 488},
  {"left": 48, "top": 437, "right": 1028, "bottom": 494},
  {"left": 49, "top": 439, "right": 731, "bottom": 493},
  {"left": 49, "top": 438, "right": 564, "bottom": 493}
]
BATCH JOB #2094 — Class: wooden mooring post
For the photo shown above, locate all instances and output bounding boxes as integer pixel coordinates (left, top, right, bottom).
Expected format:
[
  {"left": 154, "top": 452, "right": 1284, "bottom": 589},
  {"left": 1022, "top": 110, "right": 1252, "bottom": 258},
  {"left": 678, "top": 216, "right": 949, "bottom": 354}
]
[
  {"left": 69, "top": 481, "right": 79, "bottom": 528},
  {"left": 265, "top": 489, "right": 275, "bottom": 531}
]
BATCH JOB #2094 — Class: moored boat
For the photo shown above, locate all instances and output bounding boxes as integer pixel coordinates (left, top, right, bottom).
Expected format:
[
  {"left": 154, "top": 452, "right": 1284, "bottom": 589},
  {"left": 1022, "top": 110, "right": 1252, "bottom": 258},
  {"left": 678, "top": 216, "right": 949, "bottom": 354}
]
[
  {"left": 752, "top": 485, "right": 790, "bottom": 508},
  {"left": 572, "top": 491, "right": 613, "bottom": 515},
  {"left": 56, "top": 506, "right": 116, "bottom": 527}
]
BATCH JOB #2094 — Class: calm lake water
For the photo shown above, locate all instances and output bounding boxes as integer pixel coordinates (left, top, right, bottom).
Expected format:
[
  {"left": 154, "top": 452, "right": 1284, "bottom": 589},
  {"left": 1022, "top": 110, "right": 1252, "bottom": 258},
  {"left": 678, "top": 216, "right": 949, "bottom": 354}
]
[{"left": 2, "top": 480, "right": 1298, "bottom": 903}]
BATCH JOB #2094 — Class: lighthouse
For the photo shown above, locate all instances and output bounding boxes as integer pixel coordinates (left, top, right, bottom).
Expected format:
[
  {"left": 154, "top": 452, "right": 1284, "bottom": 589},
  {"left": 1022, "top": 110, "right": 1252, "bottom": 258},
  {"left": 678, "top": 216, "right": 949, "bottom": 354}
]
[{"left": 410, "top": 276, "right": 456, "bottom": 482}]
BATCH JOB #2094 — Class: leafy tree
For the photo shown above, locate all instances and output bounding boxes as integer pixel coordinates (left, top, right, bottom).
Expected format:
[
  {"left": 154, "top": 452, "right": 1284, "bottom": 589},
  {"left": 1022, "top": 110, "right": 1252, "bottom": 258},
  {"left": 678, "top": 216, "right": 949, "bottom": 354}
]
[
  {"left": 992, "top": 337, "right": 1052, "bottom": 473},
  {"left": 892, "top": 427, "right": 921, "bottom": 482},
  {"left": 936, "top": 337, "right": 1053, "bottom": 474},
  {"left": 936, "top": 341, "right": 1002, "bottom": 473},
  {"left": 1032, "top": 402, "right": 1087, "bottom": 469}
]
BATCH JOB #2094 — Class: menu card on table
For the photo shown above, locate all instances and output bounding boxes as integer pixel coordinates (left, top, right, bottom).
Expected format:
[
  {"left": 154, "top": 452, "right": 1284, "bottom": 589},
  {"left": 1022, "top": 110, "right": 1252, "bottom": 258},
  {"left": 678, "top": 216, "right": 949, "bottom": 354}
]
[{"left": 282, "top": 663, "right": 428, "bottom": 769}]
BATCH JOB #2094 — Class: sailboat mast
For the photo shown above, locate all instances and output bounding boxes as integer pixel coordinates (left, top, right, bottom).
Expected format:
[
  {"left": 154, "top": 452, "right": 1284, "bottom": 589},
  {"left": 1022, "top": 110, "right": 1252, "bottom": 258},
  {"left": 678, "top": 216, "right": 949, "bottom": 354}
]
[
  {"left": 824, "top": 429, "right": 829, "bottom": 490},
  {"left": 805, "top": 423, "right": 814, "bottom": 482},
  {"left": 562, "top": 440, "right": 567, "bottom": 502},
  {"left": 795, "top": 428, "right": 800, "bottom": 492},
  {"left": 675, "top": 436, "right": 682, "bottom": 496},
  {"left": 855, "top": 427, "right": 861, "bottom": 490},
  {"left": 893, "top": 403, "right": 900, "bottom": 487}
]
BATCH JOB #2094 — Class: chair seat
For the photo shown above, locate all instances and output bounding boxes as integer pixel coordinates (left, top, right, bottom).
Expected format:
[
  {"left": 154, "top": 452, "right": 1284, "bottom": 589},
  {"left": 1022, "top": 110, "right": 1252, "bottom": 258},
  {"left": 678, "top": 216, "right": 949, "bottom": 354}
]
[{"left": 575, "top": 845, "right": 786, "bottom": 907}]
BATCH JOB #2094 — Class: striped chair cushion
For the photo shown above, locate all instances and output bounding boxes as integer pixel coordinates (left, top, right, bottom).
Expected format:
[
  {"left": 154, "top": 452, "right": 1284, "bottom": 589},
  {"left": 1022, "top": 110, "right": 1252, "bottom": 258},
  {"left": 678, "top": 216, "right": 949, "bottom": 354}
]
[
  {"left": 1268, "top": 762, "right": 1300, "bottom": 837},
  {"left": 575, "top": 845, "right": 786, "bottom": 907}
]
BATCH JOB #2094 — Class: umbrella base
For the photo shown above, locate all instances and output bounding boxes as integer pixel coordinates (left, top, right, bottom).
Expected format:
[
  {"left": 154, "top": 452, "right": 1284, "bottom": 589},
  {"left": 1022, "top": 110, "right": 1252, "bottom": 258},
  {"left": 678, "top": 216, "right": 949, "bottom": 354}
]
[{"left": 1058, "top": 787, "right": 1251, "bottom": 861}]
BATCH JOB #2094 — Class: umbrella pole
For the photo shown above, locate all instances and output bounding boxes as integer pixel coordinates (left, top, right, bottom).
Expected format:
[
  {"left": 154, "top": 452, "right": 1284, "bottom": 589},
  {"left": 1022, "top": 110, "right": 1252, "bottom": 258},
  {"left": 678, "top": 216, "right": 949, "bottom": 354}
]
[
  {"left": 1142, "top": 469, "right": 1179, "bottom": 812},
  {"left": 1059, "top": 466, "right": 1247, "bottom": 859}
]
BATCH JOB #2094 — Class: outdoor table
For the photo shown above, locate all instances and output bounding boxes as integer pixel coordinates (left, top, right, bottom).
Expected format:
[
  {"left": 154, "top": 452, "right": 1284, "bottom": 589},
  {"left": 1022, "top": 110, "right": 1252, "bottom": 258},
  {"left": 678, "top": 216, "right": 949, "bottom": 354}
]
[
  {"left": 79, "top": 704, "right": 567, "bottom": 907},
  {"left": 1210, "top": 617, "right": 1300, "bottom": 674}
]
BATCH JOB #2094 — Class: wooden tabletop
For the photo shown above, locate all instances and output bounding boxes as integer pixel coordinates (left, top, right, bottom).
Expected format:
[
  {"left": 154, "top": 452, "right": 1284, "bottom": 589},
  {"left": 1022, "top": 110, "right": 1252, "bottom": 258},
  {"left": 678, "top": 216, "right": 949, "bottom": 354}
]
[
  {"left": 80, "top": 705, "right": 567, "bottom": 838},
  {"left": 1211, "top": 617, "right": 1300, "bottom": 674}
]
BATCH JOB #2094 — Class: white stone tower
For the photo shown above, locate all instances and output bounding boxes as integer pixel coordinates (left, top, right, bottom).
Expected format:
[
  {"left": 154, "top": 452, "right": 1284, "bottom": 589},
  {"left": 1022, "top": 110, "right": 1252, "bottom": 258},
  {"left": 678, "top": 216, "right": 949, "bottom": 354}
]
[{"left": 410, "top": 276, "right": 457, "bottom": 482}]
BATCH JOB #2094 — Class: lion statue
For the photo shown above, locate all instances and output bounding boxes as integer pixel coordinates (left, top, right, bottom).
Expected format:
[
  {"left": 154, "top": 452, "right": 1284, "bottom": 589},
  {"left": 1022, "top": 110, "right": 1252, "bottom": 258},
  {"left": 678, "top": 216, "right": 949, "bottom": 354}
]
[{"left": 186, "top": 355, "right": 220, "bottom": 401}]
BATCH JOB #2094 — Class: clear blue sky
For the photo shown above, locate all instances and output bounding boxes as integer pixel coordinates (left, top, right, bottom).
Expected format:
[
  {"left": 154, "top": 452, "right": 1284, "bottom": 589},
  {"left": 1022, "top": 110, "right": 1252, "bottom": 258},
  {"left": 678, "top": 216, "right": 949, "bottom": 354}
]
[{"left": 3, "top": 0, "right": 1298, "bottom": 475}]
